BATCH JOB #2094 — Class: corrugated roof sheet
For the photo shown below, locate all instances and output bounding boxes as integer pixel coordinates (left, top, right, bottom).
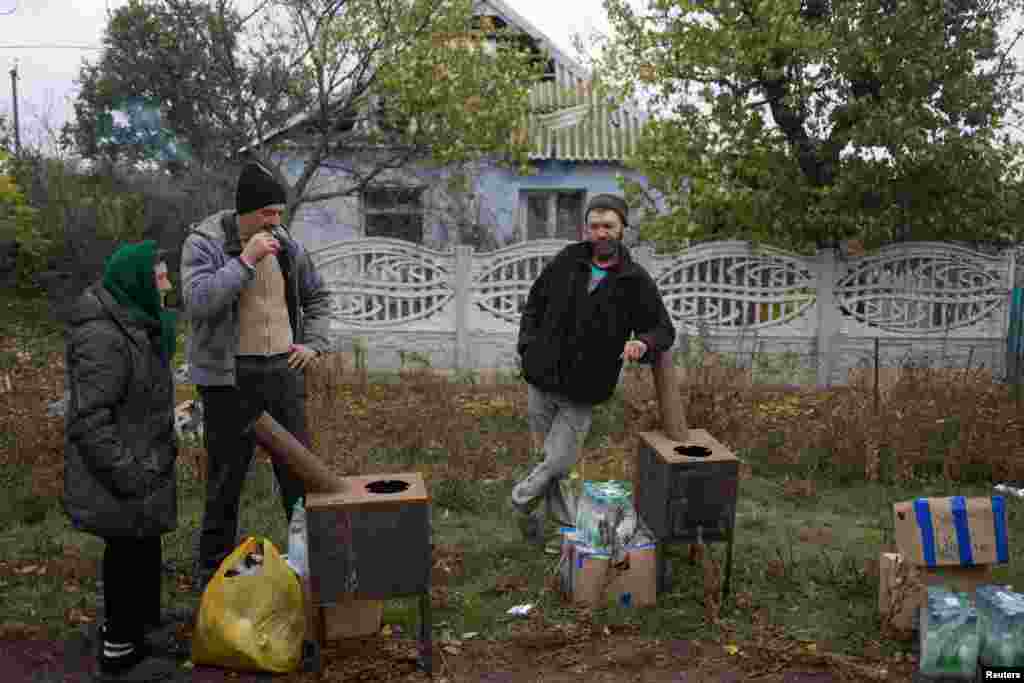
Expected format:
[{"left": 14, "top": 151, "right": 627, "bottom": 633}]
[
  {"left": 524, "top": 76, "right": 646, "bottom": 163},
  {"left": 244, "top": 0, "right": 649, "bottom": 163}
]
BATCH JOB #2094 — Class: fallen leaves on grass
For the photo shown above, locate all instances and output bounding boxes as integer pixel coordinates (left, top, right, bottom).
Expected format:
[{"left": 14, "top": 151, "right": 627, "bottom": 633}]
[
  {"left": 0, "top": 622, "right": 46, "bottom": 639},
  {"left": 64, "top": 608, "right": 94, "bottom": 625},
  {"left": 489, "top": 575, "right": 529, "bottom": 596},
  {"left": 431, "top": 586, "right": 450, "bottom": 609},
  {"left": 765, "top": 559, "right": 787, "bottom": 580},
  {"left": 783, "top": 478, "right": 816, "bottom": 499},
  {"left": 431, "top": 545, "right": 464, "bottom": 585},
  {"left": 798, "top": 526, "right": 835, "bottom": 545}
]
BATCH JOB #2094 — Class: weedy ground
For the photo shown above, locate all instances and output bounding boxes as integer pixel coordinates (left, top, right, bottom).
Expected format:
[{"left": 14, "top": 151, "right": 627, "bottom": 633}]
[{"left": 2, "top": 288, "right": 1023, "bottom": 681}]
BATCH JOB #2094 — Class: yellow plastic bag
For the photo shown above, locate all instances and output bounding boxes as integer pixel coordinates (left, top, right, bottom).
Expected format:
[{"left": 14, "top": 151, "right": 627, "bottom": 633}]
[{"left": 191, "top": 537, "right": 305, "bottom": 673}]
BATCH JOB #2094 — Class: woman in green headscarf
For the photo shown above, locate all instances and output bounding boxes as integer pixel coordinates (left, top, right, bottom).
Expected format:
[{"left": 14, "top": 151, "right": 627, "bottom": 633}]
[{"left": 63, "top": 240, "right": 182, "bottom": 681}]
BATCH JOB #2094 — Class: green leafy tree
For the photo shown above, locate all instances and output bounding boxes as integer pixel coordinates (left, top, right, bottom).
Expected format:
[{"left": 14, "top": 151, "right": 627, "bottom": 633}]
[
  {"left": 592, "top": 0, "right": 1024, "bottom": 252},
  {"left": 0, "top": 151, "right": 44, "bottom": 291},
  {"left": 65, "top": 0, "right": 308, "bottom": 170},
  {"left": 67, "top": 0, "right": 547, "bottom": 220},
  {"left": 258, "top": 0, "right": 546, "bottom": 218},
  {"left": 0, "top": 114, "right": 12, "bottom": 155}
]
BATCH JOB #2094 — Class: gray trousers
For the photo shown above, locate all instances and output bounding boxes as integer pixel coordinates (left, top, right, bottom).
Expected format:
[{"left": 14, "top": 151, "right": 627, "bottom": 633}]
[{"left": 511, "top": 384, "right": 594, "bottom": 526}]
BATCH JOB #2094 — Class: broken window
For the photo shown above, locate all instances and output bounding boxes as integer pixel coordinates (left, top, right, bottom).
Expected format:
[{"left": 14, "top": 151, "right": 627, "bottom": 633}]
[
  {"left": 363, "top": 187, "right": 424, "bottom": 243},
  {"left": 521, "top": 190, "right": 585, "bottom": 241}
]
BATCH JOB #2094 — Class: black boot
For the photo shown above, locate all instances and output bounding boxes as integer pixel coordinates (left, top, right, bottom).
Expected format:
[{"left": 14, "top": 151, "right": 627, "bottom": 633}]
[
  {"left": 142, "top": 609, "right": 193, "bottom": 660},
  {"left": 95, "top": 626, "right": 177, "bottom": 682}
]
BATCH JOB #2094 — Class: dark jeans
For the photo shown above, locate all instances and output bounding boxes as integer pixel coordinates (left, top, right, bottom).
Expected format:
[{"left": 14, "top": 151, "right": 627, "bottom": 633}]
[
  {"left": 196, "top": 354, "right": 308, "bottom": 584},
  {"left": 102, "top": 536, "right": 162, "bottom": 643}
]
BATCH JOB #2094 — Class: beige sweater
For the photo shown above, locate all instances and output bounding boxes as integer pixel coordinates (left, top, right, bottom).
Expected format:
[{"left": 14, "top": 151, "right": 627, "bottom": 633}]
[{"left": 237, "top": 231, "right": 293, "bottom": 356}]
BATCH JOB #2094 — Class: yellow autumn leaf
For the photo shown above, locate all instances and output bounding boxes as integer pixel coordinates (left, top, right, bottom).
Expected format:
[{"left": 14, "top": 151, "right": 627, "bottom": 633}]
[
  {"left": 805, "top": 643, "right": 817, "bottom": 654},
  {"left": 724, "top": 644, "right": 740, "bottom": 656}
]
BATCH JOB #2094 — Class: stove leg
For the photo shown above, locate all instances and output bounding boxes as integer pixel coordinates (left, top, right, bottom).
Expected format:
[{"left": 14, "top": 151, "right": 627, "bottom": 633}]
[
  {"left": 302, "top": 638, "right": 321, "bottom": 675},
  {"left": 418, "top": 590, "right": 433, "bottom": 676},
  {"left": 656, "top": 544, "right": 671, "bottom": 594},
  {"left": 722, "top": 528, "right": 734, "bottom": 605}
]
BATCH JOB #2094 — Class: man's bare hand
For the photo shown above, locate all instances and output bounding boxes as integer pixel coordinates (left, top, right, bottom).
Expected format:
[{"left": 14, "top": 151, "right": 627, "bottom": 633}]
[
  {"left": 288, "top": 344, "right": 318, "bottom": 370},
  {"left": 240, "top": 232, "right": 280, "bottom": 267},
  {"left": 620, "top": 339, "right": 648, "bottom": 362}
]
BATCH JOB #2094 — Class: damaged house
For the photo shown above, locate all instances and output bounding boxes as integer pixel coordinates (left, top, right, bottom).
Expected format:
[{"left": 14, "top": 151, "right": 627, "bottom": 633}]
[
  {"left": 257, "top": 0, "right": 655, "bottom": 253},
  {"left": 244, "top": 0, "right": 660, "bottom": 370}
]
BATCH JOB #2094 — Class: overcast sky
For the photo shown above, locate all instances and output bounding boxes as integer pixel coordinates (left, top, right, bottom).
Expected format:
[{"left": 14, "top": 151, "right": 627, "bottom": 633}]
[
  {"left": 2, "top": 0, "right": 1023, "bottom": 152},
  {"left": 0, "top": 0, "right": 611, "bottom": 151}
]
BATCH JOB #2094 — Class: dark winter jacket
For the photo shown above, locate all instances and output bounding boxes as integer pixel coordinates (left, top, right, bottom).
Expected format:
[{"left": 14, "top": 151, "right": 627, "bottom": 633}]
[
  {"left": 517, "top": 242, "right": 676, "bottom": 405},
  {"left": 63, "top": 284, "right": 178, "bottom": 538},
  {"left": 180, "top": 210, "right": 333, "bottom": 386}
]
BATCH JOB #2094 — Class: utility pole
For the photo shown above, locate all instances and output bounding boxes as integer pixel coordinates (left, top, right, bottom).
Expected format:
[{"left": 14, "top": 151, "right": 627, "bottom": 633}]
[{"left": 9, "top": 60, "right": 20, "bottom": 157}]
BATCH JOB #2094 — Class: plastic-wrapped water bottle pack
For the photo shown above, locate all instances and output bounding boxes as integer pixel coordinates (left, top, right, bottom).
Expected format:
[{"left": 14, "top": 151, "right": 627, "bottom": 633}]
[
  {"left": 977, "top": 585, "right": 1024, "bottom": 668},
  {"left": 919, "top": 586, "right": 980, "bottom": 680},
  {"left": 576, "top": 481, "right": 632, "bottom": 554}
]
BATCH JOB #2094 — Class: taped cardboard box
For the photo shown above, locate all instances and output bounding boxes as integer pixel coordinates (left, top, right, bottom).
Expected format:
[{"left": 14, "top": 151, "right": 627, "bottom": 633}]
[
  {"left": 893, "top": 496, "right": 1010, "bottom": 568},
  {"left": 879, "top": 552, "right": 994, "bottom": 632},
  {"left": 560, "top": 530, "right": 657, "bottom": 608}
]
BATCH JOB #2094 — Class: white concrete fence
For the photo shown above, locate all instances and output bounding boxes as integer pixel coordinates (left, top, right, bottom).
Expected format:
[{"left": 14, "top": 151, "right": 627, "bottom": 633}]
[{"left": 310, "top": 238, "right": 1017, "bottom": 387}]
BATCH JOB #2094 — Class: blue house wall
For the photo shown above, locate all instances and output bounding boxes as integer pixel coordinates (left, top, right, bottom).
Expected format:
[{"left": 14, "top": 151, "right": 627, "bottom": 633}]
[
  {"left": 477, "top": 160, "right": 649, "bottom": 246},
  {"left": 281, "top": 149, "right": 653, "bottom": 252}
]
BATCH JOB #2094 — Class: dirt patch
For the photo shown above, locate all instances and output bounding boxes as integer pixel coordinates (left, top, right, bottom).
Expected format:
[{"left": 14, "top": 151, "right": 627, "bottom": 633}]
[
  {"left": 0, "top": 618, "right": 918, "bottom": 681},
  {"left": 0, "top": 344, "right": 65, "bottom": 471}
]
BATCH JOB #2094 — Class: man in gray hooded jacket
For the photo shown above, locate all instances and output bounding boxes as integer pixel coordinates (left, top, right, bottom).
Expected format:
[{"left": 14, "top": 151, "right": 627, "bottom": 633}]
[{"left": 181, "top": 161, "right": 332, "bottom": 590}]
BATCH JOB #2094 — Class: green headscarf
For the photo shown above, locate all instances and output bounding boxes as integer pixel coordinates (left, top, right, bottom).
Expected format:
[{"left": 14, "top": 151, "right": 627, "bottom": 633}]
[{"left": 102, "top": 240, "right": 177, "bottom": 361}]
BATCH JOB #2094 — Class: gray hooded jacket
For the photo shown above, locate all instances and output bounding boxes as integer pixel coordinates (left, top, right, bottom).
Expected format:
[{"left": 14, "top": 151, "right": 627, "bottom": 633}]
[{"left": 180, "top": 210, "right": 333, "bottom": 386}]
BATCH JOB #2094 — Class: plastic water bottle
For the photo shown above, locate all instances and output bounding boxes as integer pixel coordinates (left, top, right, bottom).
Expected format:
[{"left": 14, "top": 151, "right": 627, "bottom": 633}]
[
  {"left": 920, "top": 587, "right": 979, "bottom": 679},
  {"left": 287, "top": 497, "right": 309, "bottom": 577}
]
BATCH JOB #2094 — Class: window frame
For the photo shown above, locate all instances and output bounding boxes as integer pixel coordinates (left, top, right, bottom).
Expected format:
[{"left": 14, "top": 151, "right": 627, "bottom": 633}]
[
  {"left": 518, "top": 188, "right": 586, "bottom": 242},
  {"left": 361, "top": 185, "right": 426, "bottom": 244}
]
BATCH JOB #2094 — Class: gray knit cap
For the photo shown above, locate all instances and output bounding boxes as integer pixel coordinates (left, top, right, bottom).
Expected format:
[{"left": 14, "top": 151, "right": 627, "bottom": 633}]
[{"left": 585, "top": 194, "right": 629, "bottom": 227}]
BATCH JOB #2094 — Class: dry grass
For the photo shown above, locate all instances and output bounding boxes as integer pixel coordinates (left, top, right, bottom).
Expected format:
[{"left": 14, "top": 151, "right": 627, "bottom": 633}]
[
  {"left": 4, "top": 336, "right": 1024, "bottom": 494},
  {"left": 304, "top": 353, "right": 533, "bottom": 483},
  {"left": 624, "top": 351, "right": 1024, "bottom": 487}
]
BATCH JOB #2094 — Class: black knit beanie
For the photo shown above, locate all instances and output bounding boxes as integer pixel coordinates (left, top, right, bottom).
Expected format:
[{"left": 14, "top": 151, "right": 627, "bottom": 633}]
[
  {"left": 235, "top": 162, "right": 287, "bottom": 216},
  {"left": 585, "top": 194, "right": 629, "bottom": 227}
]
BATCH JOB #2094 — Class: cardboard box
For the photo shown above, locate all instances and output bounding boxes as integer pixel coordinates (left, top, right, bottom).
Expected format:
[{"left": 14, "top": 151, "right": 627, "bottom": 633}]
[
  {"left": 301, "top": 577, "right": 382, "bottom": 640},
  {"left": 879, "top": 552, "right": 994, "bottom": 631},
  {"left": 893, "top": 496, "right": 1010, "bottom": 567},
  {"left": 560, "top": 531, "right": 657, "bottom": 608},
  {"left": 323, "top": 598, "right": 383, "bottom": 640}
]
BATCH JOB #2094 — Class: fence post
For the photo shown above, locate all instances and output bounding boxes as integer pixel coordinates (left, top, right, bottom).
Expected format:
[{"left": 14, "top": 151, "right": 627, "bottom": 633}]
[
  {"left": 454, "top": 245, "right": 474, "bottom": 371},
  {"left": 631, "top": 243, "right": 655, "bottom": 275},
  {"left": 815, "top": 246, "right": 839, "bottom": 388}
]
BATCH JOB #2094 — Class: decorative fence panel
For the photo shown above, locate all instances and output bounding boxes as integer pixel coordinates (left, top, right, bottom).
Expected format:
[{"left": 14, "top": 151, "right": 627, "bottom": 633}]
[{"left": 309, "top": 238, "right": 1016, "bottom": 385}]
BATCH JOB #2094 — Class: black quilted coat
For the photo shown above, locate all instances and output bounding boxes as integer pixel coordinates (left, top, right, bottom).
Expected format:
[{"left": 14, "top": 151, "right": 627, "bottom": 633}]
[{"left": 62, "top": 284, "right": 178, "bottom": 538}]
